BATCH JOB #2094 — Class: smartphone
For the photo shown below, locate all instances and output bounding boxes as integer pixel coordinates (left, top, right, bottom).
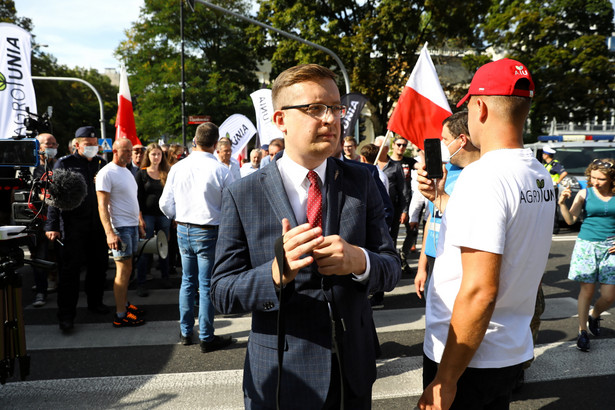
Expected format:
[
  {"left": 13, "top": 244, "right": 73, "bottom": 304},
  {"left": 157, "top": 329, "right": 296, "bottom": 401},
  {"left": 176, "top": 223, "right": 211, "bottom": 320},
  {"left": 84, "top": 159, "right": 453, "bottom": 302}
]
[{"left": 424, "top": 138, "right": 443, "bottom": 179}]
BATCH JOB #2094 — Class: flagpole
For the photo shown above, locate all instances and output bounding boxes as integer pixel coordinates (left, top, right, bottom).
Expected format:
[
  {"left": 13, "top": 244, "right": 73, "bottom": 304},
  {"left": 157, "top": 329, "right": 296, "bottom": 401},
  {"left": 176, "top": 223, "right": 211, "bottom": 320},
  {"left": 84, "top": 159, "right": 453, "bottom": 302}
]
[
  {"left": 373, "top": 130, "right": 392, "bottom": 165},
  {"left": 180, "top": 0, "right": 187, "bottom": 148}
]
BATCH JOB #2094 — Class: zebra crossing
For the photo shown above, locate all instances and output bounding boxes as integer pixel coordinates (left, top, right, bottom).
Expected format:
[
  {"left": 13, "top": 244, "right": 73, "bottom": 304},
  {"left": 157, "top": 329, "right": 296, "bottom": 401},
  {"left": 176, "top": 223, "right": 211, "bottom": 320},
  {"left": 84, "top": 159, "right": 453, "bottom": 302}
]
[{"left": 2, "top": 230, "right": 614, "bottom": 409}]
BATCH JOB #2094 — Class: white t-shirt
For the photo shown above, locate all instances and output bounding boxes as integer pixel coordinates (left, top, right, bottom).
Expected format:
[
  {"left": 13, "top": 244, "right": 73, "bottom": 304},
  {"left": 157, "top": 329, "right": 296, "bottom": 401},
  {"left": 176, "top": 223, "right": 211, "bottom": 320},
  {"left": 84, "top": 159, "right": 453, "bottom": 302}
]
[
  {"left": 424, "top": 148, "right": 555, "bottom": 368},
  {"left": 95, "top": 162, "right": 140, "bottom": 228}
]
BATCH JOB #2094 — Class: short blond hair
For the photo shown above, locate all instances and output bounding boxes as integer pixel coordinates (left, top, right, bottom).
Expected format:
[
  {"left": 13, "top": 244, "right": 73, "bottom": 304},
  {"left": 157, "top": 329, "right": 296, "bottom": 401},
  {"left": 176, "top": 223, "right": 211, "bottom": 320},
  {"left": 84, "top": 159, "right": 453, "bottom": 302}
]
[{"left": 271, "top": 64, "right": 337, "bottom": 110}]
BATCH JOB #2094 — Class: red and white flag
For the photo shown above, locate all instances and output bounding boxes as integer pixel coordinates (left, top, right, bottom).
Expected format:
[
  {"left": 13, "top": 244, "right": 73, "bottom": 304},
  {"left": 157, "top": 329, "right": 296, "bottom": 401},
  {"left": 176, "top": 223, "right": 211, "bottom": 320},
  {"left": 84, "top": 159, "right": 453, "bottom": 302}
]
[
  {"left": 387, "top": 44, "right": 451, "bottom": 150},
  {"left": 115, "top": 66, "right": 142, "bottom": 146}
]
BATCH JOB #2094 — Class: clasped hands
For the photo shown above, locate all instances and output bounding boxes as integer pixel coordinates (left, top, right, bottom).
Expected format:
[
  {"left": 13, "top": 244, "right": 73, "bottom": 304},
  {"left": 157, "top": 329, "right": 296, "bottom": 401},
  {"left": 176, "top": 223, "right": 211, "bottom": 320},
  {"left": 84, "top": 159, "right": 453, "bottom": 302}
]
[{"left": 272, "top": 218, "right": 366, "bottom": 287}]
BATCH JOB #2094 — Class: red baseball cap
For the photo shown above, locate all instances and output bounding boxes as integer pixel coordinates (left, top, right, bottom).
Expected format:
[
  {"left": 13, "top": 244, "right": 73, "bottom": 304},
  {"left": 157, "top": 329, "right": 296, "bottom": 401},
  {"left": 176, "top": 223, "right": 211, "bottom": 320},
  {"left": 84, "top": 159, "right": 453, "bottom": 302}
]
[{"left": 457, "top": 58, "right": 535, "bottom": 107}]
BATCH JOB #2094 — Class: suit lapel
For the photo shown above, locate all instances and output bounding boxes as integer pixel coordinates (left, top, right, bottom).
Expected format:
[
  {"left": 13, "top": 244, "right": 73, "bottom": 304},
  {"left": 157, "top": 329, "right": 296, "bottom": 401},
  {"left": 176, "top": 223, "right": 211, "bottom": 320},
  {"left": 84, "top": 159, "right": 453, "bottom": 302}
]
[
  {"left": 324, "top": 158, "right": 343, "bottom": 236},
  {"left": 260, "top": 157, "right": 299, "bottom": 227}
]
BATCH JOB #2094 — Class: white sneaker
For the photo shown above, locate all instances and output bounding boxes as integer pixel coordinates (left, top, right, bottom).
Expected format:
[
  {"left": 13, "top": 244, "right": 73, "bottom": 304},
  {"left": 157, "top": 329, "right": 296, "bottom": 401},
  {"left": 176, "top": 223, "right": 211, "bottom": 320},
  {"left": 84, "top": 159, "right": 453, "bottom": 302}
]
[{"left": 33, "top": 293, "right": 46, "bottom": 307}]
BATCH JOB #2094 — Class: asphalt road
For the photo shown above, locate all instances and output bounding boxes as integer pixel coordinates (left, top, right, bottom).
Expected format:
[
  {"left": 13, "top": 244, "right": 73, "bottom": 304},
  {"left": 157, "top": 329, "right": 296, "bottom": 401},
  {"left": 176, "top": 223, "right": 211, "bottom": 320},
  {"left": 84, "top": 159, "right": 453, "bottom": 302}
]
[{"left": 1, "top": 226, "right": 614, "bottom": 408}]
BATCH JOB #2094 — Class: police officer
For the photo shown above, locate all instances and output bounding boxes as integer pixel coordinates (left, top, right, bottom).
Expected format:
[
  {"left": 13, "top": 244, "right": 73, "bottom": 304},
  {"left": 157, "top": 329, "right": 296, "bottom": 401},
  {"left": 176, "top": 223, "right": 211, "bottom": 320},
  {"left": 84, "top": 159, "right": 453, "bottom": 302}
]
[
  {"left": 542, "top": 146, "right": 568, "bottom": 184},
  {"left": 45, "top": 126, "right": 109, "bottom": 332},
  {"left": 542, "top": 146, "right": 567, "bottom": 234}
]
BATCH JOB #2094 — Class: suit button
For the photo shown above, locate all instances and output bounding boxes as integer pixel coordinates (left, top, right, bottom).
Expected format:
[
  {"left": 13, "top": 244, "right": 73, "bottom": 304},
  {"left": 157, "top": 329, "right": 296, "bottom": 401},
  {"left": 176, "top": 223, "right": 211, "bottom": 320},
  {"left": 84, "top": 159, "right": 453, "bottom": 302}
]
[{"left": 263, "top": 302, "right": 274, "bottom": 310}]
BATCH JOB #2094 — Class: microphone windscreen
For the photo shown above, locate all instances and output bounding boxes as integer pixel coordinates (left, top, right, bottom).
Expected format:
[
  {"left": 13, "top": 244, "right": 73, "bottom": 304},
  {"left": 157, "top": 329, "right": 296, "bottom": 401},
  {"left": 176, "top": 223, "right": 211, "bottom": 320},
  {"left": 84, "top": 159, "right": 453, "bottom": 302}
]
[{"left": 45, "top": 169, "right": 87, "bottom": 210}]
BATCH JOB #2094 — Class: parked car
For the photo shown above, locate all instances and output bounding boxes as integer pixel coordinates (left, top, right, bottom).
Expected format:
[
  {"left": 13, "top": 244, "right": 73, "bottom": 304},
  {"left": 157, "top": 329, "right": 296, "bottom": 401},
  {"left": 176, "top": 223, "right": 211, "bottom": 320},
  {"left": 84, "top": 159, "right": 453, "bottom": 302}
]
[{"left": 526, "top": 135, "right": 615, "bottom": 230}]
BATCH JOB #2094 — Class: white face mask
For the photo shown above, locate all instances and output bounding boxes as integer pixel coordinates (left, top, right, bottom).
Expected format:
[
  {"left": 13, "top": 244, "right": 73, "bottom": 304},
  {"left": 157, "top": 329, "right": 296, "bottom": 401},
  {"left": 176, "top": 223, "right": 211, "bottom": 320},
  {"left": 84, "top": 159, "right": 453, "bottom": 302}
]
[
  {"left": 43, "top": 148, "right": 57, "bottom": 159},
  {"left": 82, "top": 145, "right": 98, "bottom": 158}
]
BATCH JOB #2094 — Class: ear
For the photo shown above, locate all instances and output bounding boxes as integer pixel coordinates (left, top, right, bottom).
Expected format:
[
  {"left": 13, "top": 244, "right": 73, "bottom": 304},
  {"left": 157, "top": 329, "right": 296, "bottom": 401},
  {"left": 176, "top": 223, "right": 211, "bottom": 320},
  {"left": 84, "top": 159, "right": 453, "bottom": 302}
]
[
  {"left": 458, "top": 134, "right": 468, "bottom": 147},
  {"left": 476, "top": 98, "right": 488, "bottom": 123},
  {"left": 273, "top": 110, "right": 287, "bottom": 134}
]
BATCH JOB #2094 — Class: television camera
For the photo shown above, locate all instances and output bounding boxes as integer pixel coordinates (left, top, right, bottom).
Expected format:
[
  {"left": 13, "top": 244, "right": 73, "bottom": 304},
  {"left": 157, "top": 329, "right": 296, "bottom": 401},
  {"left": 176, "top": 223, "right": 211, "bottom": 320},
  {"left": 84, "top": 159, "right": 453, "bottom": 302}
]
[{"left": 0, "top": 110, "right": 85, "bottom": 384}]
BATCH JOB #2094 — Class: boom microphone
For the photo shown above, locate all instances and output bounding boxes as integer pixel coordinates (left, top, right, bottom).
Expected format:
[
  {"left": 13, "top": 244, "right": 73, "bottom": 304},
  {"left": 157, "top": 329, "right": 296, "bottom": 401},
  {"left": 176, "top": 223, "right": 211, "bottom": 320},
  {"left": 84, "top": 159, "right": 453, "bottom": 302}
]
[{"left": 44, "top": 169, "right": 87, "bottom": 210}]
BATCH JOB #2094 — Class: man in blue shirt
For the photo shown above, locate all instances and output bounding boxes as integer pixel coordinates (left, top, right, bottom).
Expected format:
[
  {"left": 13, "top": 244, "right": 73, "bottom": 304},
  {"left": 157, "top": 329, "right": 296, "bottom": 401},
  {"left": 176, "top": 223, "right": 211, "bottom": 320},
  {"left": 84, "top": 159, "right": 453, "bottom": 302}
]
[{"left": 414, "top": 111, "right": 479, "bottom": 299}]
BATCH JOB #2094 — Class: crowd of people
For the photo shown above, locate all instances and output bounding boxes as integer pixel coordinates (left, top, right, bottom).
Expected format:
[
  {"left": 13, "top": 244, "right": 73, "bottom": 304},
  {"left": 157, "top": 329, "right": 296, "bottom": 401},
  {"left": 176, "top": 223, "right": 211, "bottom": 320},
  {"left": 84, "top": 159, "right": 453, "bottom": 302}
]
[{"left": 17, "top": 59, "right": 614, "bottom": 409}]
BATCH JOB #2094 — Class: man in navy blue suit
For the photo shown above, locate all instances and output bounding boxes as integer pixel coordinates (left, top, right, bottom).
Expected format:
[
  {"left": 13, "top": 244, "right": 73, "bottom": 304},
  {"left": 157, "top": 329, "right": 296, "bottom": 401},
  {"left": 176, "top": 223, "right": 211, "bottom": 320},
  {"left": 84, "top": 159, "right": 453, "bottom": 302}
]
[{"left": 211, "top": 64, "right": 401, "bottom": 409}]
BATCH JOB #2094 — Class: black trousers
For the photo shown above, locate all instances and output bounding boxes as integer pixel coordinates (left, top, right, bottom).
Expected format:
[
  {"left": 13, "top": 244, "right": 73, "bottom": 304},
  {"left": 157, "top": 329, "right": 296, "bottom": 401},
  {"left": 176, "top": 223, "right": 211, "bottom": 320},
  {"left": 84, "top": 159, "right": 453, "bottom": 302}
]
[
  {"left": 56, "top": 222, "right": 108, "bottom": 321},
  {"left": 323, "top": 354, "right": 372, "bottom": 409},
  {"left": 423, "top": 354, "right": 522, "bottom": 410}
]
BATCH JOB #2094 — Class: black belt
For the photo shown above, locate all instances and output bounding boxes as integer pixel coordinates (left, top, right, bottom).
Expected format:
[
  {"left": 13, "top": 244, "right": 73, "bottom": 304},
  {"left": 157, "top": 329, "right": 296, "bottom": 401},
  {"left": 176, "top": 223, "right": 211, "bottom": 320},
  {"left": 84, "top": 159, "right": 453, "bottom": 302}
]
[{"left": 177, "top": 222, "right": 217, "bottom": 230}]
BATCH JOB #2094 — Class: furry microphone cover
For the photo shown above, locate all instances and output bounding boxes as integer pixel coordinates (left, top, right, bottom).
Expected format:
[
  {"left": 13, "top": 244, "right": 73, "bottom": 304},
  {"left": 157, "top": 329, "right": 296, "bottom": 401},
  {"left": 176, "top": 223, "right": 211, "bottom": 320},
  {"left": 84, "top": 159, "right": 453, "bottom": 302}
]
[{"left": 44, "top": 169, "right": 87, "bottom": 210}]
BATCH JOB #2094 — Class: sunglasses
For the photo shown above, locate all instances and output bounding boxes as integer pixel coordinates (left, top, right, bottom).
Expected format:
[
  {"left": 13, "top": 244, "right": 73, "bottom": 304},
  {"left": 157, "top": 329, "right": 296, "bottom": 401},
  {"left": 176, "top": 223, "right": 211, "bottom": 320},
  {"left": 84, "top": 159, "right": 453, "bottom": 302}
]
[
  {"left": 395, "top": 143, "right": 408, "bottom": 148},
  {"left": 591, "top": 159, "right": 613, "bottom": 168}
]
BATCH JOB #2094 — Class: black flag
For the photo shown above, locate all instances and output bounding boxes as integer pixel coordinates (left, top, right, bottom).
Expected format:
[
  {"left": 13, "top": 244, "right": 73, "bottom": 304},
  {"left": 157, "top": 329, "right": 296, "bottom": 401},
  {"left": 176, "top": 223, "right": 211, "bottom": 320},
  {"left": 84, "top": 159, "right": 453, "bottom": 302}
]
[{"left": 341, "top": 93, "right": 369, "bottom": 138}]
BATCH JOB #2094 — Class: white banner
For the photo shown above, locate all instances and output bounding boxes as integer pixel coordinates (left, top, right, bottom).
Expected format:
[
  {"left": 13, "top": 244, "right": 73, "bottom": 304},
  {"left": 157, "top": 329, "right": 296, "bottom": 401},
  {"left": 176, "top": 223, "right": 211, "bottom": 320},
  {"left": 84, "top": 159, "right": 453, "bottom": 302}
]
[
  {"left": 219, "top": 114, "right": 257, "bottom": 159},
  {"left": 0, "top": 23, "right": 37, "bottom": 139},
  {"left": 250, "top": 88, "right": 283, "bottom": 146}
]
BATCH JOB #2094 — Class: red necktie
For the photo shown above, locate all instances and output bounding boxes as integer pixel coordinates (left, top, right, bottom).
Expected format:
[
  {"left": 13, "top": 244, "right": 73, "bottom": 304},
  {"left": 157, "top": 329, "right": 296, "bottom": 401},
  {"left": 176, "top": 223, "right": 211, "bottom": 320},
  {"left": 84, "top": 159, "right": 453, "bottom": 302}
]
[{"left": 306, "top": 170, "right": 322, "bottom": 229}]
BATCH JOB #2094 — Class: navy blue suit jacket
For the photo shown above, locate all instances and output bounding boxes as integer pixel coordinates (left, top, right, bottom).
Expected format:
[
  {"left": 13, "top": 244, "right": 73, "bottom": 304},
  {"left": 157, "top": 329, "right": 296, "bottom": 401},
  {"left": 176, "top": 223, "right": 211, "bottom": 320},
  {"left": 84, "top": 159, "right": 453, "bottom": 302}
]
[{"left": 211, "top": 155, "right": 401, "bottom": 408}]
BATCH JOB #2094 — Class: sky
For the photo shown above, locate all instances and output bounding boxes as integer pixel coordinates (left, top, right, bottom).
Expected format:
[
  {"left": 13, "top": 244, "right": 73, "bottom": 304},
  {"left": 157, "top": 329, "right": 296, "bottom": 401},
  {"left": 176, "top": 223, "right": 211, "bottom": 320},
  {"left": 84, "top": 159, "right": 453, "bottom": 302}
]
[
  {"left": 11, "top": 0, "right": 615, "bottom": 74},
  {"left": 13, "top": 0, "right": 144, "bottom": 73}
]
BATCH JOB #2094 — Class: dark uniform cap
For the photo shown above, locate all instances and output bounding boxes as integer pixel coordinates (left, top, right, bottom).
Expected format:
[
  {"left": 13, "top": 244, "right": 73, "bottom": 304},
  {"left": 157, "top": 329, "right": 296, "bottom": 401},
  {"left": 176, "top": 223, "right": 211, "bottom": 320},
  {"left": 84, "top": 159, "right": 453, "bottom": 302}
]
[{"left": 75, "top": 126, "right": 97, "bottom": 139}]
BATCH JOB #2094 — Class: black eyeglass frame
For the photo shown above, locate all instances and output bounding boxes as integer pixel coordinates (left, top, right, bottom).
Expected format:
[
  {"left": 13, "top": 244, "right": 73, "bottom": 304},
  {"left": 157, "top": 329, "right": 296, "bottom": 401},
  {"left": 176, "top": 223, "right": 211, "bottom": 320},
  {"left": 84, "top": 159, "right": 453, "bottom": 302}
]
[{"left": 280, "top": 103, "right": 348, "bottom": 119}]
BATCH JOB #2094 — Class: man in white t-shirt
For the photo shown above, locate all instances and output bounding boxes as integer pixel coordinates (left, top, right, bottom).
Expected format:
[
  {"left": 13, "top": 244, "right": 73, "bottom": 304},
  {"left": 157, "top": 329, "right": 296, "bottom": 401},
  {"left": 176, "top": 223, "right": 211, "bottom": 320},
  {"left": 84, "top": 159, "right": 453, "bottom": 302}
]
[
  {"left": 96, "top": 138, "right": 146, "bottom": 328},
  {"left": 417, "top": 59, "right": 556, "bottom": 409}
]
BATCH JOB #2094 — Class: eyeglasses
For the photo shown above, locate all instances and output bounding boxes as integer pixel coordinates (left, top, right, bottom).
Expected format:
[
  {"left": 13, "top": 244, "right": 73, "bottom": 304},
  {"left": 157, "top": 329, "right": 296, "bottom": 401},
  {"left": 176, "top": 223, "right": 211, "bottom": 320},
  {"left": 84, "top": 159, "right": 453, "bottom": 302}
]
[
  {"left": 281, "top": 103, "right": 347, "bottom": 119},
  {"left": 395, "top": 143, "right": 408, "bottom": 148},
  {"left": 591, "top": 159, "right": 613, "bottom": 168}
]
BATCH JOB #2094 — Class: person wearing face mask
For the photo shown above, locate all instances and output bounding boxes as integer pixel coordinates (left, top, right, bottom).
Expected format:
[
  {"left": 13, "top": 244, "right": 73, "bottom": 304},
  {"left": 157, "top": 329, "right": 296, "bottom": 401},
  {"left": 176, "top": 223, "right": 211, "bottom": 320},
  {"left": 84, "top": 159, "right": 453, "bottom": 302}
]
[
  {"left": 413, "top": 111, "right": 479, "bottom": 300},
  {"left": 26, "top": 133, "right": 60, "bottom": 307},
  {"left": 44, "top": 126, "right": 110, "bottom": 332}
]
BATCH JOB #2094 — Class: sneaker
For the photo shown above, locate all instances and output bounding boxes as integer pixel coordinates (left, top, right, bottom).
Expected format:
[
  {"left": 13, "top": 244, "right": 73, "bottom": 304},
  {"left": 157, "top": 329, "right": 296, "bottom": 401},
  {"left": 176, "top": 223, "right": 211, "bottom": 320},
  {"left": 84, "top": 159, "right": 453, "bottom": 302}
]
[
  {"left": 588, "top": 315, "right": 602, "bottom": 337},
  {"left": 33, "top": 293, "right": 46, "bottom": 308},
  {"left": 576, "top": 330, "right": 590, "bottom": 352},
  {"left": 126, "top": 302, "right": 146, "bottom": 316},
  {"left": 200, "top": 335, "right": 234, "bottom": 353},
  {"left": 113, "top": 311, "right": 145, "bottom": 327},
  {"left": 179, "top": 332, "right": 193, "bottom": 346}
]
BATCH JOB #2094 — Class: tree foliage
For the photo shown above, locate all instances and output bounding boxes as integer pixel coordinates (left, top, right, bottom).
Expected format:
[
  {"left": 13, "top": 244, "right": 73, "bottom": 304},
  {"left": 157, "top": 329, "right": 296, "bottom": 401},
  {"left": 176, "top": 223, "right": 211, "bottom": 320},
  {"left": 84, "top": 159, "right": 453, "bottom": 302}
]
[
  {"left": 254, "top": 0, "right": 491, "bottom": 134},
  {"left": 480, "top": 0, "right": 615, "bottom": 138},
  {"left": 115, "top": 0, "right": 261, "bottom": 144}
]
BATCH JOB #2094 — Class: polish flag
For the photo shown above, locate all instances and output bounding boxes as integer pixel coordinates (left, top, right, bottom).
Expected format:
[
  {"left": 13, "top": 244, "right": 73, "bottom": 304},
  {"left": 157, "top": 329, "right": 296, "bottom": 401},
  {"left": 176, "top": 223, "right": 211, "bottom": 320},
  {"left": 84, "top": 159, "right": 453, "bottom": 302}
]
[
  {"left": 387, "top": 44, "right": 451, "bottom": 150},
  {"left": 115, "top": 66, "right": 142, "bottom": 146}
]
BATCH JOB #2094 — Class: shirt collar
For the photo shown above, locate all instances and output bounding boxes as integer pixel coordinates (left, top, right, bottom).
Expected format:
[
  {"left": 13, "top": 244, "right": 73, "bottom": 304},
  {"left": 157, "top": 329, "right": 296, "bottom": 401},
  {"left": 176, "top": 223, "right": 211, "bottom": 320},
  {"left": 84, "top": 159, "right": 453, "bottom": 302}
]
[{"left": 278, "top": 154, "right": 327, "bottom": 187}]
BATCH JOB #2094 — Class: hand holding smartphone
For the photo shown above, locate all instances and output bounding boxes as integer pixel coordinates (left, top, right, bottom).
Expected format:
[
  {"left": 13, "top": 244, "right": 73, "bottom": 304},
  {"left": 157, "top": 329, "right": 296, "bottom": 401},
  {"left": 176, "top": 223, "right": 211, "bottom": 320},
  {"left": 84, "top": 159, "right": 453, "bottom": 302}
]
[{"left": 424, "top": 138, "right": 443, "bottom": 179}]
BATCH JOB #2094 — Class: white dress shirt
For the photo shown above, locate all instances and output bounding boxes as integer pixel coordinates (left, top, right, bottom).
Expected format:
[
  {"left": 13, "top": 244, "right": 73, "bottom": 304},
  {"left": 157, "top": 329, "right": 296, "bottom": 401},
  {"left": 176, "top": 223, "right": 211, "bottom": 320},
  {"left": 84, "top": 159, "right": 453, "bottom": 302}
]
[
  {"left": 276, "top": 154, "right": 370, "bottom": 280},
  {"left": 159, "top": 151, "right": 232, "bottom": 225}
]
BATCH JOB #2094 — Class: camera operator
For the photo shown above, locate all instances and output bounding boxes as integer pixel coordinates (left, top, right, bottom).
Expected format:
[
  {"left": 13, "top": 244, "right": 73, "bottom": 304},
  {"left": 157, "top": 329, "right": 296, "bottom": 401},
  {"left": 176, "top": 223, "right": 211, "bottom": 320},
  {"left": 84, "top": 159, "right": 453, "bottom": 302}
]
[
  {"left": 45, "top": 126, "right": 109, "bottom": 332},
  {"left": 28, "top": 133, "right": 59, "bottom": 307}
]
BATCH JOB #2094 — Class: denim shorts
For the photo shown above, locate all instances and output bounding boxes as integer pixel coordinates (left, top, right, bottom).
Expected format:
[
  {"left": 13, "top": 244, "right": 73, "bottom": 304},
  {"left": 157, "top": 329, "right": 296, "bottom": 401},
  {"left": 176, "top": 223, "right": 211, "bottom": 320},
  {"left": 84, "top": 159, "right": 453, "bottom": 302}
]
[{"left": 112, "top": 226, "right": 139, "bottom": 261}]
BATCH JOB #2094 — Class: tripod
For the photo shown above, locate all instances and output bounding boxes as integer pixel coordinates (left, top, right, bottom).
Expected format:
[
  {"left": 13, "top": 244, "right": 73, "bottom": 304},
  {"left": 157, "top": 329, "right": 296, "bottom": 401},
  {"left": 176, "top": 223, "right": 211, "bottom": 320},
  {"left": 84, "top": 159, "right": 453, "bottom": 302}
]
[{"left": 0, "top": 241, "right": 31, "bottom": 385}]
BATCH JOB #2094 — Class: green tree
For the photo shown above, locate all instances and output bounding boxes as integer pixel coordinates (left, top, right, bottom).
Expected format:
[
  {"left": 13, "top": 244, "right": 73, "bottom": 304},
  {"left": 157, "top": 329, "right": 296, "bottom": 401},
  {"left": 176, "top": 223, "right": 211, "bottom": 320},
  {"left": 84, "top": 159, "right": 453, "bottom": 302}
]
[
  {"left": 254, "top": 0, "right": 491, "bottom": 134},
  {"left": 480, "top": 0, "right": 615, "bottom": 139},
  {"left": 31, "top": 59, "right": 118, "bottom": 155},
  {"left": 115, "top": 0, "right": 261, "bottom": 144}
]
